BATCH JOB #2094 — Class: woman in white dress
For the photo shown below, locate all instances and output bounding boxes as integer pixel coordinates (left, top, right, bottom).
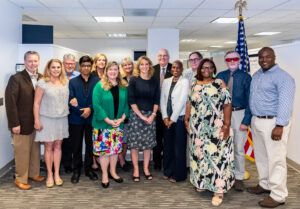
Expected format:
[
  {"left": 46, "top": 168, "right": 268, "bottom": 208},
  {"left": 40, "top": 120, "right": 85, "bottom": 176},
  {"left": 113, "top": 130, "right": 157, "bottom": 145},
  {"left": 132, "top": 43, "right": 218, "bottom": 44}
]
[{"left": 33, "top": 59, "right": 69, "bottom": 188}]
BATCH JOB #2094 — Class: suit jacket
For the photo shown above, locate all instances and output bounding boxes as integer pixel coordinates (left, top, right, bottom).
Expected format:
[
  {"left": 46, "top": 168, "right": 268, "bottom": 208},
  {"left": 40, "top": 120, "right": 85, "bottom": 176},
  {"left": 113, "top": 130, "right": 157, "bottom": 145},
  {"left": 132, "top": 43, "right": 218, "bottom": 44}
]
[
  {"left": 5, "top": 70, "right": 42, "bottom": 135},
  {"left": 160, "top": 76, "right": 189, "bottom": 122},
  {"left": 153, "top": 63, "right": 173, "bottom": 81}
]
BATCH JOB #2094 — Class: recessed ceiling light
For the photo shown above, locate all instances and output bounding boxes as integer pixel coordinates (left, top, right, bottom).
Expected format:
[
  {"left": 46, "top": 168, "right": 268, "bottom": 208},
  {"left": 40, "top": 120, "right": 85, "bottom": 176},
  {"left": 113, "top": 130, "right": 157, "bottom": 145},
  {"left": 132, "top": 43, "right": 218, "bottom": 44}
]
[
  {"left": 210, "top": 45, "right": 223, "bottom": 48},
  {"left": 225, "top": 41, "right": 236, "bottom": 44},
  {"left": 180, "top": 39, "right": 196, "bottom": 42},
  {"left": 211, "top": 17, "right": 238, "bottom": 24},
  {"left": 94, "top": 16, "right": 123, "bottom": 23},
  {"left": 107, "top": 33, "right": 126, "bottom": 38},
  {"left": 254, "top": 32, "right": 281, "bottom": 36}
]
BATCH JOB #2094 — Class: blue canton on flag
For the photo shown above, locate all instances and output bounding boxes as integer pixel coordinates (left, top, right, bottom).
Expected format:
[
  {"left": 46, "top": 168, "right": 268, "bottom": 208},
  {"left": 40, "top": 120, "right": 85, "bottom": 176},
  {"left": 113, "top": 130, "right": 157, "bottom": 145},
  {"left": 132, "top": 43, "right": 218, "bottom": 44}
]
[{"left": 235, "top": 16, "right": 250, "bottom": 72}]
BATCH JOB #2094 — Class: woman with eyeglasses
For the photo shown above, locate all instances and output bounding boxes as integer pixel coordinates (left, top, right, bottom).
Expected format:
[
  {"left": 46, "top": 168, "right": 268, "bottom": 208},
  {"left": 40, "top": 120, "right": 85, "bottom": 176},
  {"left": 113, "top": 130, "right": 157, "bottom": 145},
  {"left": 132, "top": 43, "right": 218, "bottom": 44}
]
[
  {"left": 160, "top": 60, "right": 189, "bottom": 183},
  {"left": 184, "top": 58, "right": 234, "bottom": 206}
]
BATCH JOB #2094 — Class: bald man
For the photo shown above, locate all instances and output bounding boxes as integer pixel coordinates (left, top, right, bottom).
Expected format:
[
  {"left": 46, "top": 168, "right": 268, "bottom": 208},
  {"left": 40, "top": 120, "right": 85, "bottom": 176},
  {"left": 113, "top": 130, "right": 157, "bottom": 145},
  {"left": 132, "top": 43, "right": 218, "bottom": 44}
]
[
  {"left": 153, "top": 48, "right": 172, "bottom": 170},
  {"left": 248, "top": 47, "right": 295, "bottom": 208}
]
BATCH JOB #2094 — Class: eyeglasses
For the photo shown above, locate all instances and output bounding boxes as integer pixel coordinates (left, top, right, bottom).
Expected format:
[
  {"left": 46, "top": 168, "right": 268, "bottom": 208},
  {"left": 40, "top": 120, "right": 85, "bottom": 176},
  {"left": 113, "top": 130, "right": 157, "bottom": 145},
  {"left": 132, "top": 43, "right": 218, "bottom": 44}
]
[
  {"left": 201, "top": 66, "right": 215, "bottom": 71},
  {"left": 188, "top": 58, "right": 201, "bottom": 63},
  {"left": 64, "top": 62, "right": 76, "bottom": 66},
  {"left": 81, "top": 64, "right": 92, "bottom": 68},
  {"left": 225, "top": 57, "right": 239, "bottom": 62}
]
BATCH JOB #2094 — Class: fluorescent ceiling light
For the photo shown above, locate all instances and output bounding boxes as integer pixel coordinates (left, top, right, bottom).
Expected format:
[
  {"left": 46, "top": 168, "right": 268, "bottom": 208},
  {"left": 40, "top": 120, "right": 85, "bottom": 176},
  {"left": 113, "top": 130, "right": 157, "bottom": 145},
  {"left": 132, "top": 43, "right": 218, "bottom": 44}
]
[
  {"left": 225, "top": 41, "right": 236, "bottom": 44},
  {"left": 211, "top": 17, "right": 238, "bottom": 24},
  {"left": 197, "top": 49, "right": 208, "bottom": 52},
  {"left": 180, "top": 39, "right": 196, "bottom": 42},
  {"left": 107, "top": 33, "right": 126, "bottom": 38},
  {"left": 94, "top": 16, "right": 123, "bottom": 23},
  {"left": 210, "top": 45, "right": 223, "bottom": 48},
  {"left": 254, "top": 32, "right": 281, "bottom": 36}
]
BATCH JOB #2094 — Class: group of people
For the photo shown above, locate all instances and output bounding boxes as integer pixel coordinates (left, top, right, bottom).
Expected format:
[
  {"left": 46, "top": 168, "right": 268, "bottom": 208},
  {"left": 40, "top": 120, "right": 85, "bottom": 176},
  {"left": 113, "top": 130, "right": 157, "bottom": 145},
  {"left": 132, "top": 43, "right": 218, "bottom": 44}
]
[{"left": 5, "top": 46, "right": 295, "bottom": 208}]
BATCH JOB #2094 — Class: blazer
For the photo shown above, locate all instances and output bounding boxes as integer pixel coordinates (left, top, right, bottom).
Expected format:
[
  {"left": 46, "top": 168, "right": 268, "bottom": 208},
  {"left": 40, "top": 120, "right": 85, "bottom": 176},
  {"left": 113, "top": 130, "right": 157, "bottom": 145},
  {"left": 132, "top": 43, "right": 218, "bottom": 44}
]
[
  {"left": 160, "top": 76, "right": 189, "bottom": 122},
  {"left": 92, "top": 82, "right": 129, "bottom": 130},
  {"left": 5, "top": 70, "right": 42, "bottom": 135},
  {"left": 153, "top": 63, "right": 173, "bottom": 81}
]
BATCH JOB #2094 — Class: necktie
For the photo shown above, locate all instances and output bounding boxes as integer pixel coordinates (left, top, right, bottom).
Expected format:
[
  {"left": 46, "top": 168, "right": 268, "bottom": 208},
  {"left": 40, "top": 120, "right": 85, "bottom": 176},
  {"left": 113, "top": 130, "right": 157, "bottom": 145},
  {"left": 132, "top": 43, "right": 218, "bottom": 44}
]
[
  {"left": 227, "top": 71, "right": 234, "bottom": 95},
  {"left": 160, "top": 67, "right": 165, "bottom": 87}
]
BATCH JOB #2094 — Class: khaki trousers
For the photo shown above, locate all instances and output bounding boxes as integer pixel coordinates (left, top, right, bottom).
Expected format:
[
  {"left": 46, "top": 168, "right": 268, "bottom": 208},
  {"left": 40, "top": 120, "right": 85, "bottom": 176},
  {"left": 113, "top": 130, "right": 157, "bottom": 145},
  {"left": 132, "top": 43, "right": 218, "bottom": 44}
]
[
  {"left": 12, "top": 133, "right": 41, "bottom": 184},
  {"left": 251, "top": 116, "right": 291, "bottom": 203},
  {"left": 231, "top": 110, "right": 247, "bottom": 180}
]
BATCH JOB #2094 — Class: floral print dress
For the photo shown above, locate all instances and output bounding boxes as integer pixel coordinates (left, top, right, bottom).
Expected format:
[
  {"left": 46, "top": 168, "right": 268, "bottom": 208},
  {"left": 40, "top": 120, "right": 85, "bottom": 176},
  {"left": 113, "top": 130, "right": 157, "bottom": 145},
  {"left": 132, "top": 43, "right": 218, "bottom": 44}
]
[{"left": 189, "top": 79, "right": 234, "bottom": 193}]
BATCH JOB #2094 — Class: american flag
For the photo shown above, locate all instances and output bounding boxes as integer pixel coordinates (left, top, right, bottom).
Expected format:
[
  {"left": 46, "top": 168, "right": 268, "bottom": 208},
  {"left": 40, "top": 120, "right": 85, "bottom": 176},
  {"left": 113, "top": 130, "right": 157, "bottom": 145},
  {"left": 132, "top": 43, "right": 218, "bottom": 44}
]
[
  {"left": 235, "top": 16, "right": 255, "bottom": 162},
  {"left": 235, "top": 16, "right": 250, "bottom": 73}
]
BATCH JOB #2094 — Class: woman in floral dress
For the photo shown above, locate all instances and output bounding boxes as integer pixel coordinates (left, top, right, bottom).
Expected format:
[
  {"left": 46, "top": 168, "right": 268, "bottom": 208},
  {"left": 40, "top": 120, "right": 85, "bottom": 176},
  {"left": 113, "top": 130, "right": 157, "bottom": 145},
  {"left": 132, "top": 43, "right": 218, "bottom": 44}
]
[{"left": 185, "top": 58, "right": 234, "bottom": 207}]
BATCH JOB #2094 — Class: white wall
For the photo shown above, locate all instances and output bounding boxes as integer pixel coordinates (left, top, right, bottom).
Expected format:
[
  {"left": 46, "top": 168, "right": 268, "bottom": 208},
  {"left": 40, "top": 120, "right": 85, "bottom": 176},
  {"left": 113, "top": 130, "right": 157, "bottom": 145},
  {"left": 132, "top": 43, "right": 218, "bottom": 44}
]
[
  {"left": 0, "top": 1, "right": 22, "bottom": 169},
  {"left": 272, "top": 43, "right": 300, "bottom": 164},
  {"left": 147, "top": 28, "right": 179, "bottom": 63},
  {"left": 55, "top": 38, "right": 147, "bottom": 62},
  {"left": 18, "top": 44, "right": 86, "bottom": 72}
]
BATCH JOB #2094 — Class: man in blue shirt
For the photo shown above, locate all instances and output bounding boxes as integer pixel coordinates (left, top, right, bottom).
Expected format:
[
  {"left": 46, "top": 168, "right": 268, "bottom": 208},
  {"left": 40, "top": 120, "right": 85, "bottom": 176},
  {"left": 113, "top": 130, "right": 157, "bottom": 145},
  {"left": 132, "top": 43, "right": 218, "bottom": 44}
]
[
  {"left": 248, "top": 47, "right": 295, "bottom": 208},
  {"left": 217, "top": 51, "right": 252, "bottom": 192},
  {"left": 68, "top": 55, "right": 99, "bottom": 183}
]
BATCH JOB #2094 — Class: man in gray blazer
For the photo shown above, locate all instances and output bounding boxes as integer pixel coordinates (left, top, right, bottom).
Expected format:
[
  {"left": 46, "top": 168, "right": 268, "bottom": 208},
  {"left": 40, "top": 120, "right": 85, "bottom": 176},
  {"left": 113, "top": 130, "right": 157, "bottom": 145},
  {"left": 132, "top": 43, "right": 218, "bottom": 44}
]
[{"left": 5, "top": 51, "right": 44, "bottom": 190}]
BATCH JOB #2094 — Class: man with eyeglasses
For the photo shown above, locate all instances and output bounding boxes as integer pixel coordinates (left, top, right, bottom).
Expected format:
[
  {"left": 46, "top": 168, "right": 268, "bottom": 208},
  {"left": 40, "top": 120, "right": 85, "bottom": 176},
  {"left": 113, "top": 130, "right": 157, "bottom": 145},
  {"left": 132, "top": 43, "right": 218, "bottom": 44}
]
[
  {"left": 68, "top": 55, "right": 99, "bottom": 183},
  {"left": 248, "top": 47, "right": 295, "bottom": 208},
  {"left": 153, "top": 48, "right": 173, "bottom": 170},
  {"left": 62, "top": 53, "right": 80, "bottom": 174},
  {"left": 216, "top": 50, "right": 252, "bottom": 192},
  {"left": 183, "top": 51, "right": 203, "bottom": 85}
]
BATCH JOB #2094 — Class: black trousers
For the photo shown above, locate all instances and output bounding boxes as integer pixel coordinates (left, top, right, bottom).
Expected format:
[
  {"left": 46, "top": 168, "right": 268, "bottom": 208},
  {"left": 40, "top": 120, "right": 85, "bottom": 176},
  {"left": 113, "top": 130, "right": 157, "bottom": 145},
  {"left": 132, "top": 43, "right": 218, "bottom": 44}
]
[
  {"left": 61, "top": 127, "right": 72, "bottom": 169},
  {"left": 153, "top": 111, "right": 164, "bottom": 167},
  {"left": 163, "top": 116, "right": 187, "bottom": 181},
  {"left": 69, "top": 124, "right": 93, "bottom": 173}
]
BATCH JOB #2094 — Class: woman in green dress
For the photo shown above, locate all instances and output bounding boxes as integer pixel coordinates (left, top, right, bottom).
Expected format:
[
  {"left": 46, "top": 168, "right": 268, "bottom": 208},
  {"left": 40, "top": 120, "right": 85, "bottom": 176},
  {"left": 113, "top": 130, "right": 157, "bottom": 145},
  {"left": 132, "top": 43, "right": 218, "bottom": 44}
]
[{"left": 185, "top": 58, "right": 234, "bottom": 207}]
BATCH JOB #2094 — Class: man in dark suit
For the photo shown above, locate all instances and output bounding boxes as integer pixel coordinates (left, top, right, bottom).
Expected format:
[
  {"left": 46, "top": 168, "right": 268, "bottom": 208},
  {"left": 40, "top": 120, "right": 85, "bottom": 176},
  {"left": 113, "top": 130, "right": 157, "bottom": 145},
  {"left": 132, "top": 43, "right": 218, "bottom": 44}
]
[
  {"left": 5, "top": 51, "right": 44, "bottom": 190},
  {"left": 153, "top": 48, "right": 173, "bottom": 170}
]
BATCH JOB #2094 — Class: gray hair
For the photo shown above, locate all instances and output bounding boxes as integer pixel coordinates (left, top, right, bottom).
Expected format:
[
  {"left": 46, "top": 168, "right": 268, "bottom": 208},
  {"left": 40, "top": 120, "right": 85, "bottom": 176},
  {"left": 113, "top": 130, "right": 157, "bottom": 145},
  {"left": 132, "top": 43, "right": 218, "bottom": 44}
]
[
  {"left": 63, "top": 53, "right": 76, "bottom": 62},
  {"left": 24, "top": 51, "right": 40, "bottom": 60}
]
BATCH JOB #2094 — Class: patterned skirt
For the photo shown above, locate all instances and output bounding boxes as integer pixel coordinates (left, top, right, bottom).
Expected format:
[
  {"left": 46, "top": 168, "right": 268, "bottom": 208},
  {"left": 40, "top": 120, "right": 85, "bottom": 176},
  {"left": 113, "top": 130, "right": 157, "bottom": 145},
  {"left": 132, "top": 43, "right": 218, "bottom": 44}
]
[
  {"left": 92, "top": 128, "right": 123, "bottom": 156},
  {"left": 127, "top": 110, "right": 156, "bottom": 150}
]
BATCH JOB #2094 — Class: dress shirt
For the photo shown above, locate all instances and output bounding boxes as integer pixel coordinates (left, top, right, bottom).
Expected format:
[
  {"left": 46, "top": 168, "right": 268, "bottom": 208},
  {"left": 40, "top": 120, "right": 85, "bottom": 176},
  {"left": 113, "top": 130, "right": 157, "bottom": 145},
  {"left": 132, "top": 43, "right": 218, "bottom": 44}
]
[
  {"left": 249, "top": 64, "right": 295, "bottom": 126},
  {"left": 66, "top": 70, "right": 80, "bottom": 80},
  {"left": 216, "top": 69, "right": 252, "bottom": 125},
  {"left": 182, "top": 68, "right": 196, "bottom": 85},
  {"left": 26, "top": 69, "right": 38, "bottom": 89}
]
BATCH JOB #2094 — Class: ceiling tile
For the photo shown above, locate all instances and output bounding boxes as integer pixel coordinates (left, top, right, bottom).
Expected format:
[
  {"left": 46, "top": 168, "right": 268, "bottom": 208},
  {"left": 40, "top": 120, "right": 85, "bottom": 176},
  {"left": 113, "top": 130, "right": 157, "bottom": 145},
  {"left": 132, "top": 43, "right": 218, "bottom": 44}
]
[
  {"left": 157, "top": 9, "right": 193, "bottom": 17},
  {"left": 161, "top": 0, "right": 205, "bottom": 9},
  {"left": 39, "top": 0, "right": 83, "bottom": 8},
  {"left": 80, "top": 0, "right": 122, "bottom": 9},
  {"left": 9, "top": 0, "right": 44, "bottom": 7},
  {"left": 87, "top": 9, "right": 124, "bottom": 16},
  {"left": 122, "top": 0, "right": 161, "bottom": 9}
]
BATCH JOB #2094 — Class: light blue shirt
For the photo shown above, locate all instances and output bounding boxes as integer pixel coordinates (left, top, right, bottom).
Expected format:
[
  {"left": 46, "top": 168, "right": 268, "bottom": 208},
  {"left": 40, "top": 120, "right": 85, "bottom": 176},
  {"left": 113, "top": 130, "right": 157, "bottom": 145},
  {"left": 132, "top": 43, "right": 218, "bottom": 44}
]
[
  {"left": 66, "top": 70, "right": 80, "bottom": 80},
  {"left": 249, "top": 64, "right": 295, "bottom": 126}
]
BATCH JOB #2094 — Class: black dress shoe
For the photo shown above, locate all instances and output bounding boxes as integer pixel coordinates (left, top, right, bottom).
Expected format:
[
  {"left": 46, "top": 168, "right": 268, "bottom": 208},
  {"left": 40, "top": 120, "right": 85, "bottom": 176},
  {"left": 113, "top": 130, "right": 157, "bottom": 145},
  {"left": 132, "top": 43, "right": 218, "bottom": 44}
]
[
  {"left": 101, "top": 182, "right": 110, "bottom": 188},
  {"left": 85, "top": 170, "right": 98, "bottom": 181},
  {"left": 64, "top": 167, "right": 73, "bottom": 174},
  {"left": 71, "top": 173, "right": 80, "bottom": 184},
  {"left": 108, "top": 173, "right": 124, "bottom": 183}
]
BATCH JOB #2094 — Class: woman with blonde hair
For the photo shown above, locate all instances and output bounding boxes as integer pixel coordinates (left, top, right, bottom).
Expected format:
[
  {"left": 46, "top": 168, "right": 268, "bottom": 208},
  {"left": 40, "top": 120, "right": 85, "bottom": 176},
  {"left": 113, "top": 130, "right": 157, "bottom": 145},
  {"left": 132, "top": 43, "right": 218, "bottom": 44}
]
[
  {"left": 91, "top": 53, "right": 108, "bottom": 79},
  {"left": 92, "top": 61, "right": 129, "bottom": 188},
  {"left": 127, "top": 56, "right": 160, "bottom": 182},
  {"left": 118, "top": 57, "right": 134, "bottom": 171},
  {"left": 91, "top": 53, "right": 108, "bottom": 171},
  {"left": 34, "top": 59, "right": 69, "bottom": 188}
]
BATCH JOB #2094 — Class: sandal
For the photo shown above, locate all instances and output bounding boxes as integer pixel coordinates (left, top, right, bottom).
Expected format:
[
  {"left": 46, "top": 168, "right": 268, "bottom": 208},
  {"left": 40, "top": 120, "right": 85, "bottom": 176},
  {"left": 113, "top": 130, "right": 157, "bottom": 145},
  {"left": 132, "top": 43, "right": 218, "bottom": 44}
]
[
  {"left": 211, "top": 193, "right": 223, "bottom": 207},
  {"left": 195, "top": 187, "right": 205, "bottom": 193},
  {"left": 132, "top": 175, "right": 140, "bottom": 182},
  {"left": 169, "top": 178, "right": 176, "bottom": 183},
  {"left": 143, "top": 172, "right": 153, "bottom": 180}
]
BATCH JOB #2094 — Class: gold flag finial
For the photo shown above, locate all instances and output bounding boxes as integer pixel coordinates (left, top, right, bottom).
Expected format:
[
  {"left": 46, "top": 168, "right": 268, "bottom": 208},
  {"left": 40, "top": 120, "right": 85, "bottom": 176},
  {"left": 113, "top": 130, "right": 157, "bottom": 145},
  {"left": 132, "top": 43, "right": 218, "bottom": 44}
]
[{"left": 235, "top": 0, "right": 247, "bottom": 16}]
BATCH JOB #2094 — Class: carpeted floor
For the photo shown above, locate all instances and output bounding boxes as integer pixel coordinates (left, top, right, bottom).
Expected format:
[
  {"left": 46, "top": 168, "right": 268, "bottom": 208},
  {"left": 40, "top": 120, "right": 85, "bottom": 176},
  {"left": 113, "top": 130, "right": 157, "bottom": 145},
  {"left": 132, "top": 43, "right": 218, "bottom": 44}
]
[{"left": 0, "top": 161, "right": 299, "bottom": 209}]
